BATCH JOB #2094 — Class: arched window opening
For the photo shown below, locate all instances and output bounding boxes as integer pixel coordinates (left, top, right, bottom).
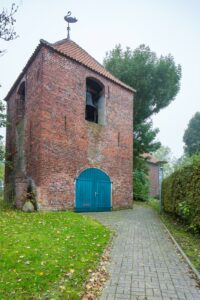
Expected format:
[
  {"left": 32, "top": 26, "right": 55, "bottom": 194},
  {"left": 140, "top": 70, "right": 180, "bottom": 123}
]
[
  {"left": 16, "top": 82, "right": 26, "bottom": 173},
  {"left": 17, "top": 81, "right": 26, "bottom": 119},
  {"left": 85, "top": 78, "right": 105, "bottom": 125}
]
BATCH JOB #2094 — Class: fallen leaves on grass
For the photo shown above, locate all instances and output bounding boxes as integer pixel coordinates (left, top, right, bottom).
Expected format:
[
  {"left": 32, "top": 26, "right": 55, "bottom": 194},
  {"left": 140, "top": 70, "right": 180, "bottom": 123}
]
[
  {"left": 0, "top": 211, "right": 111, "bottom": 299},
  {"left": 82, "top": 247, "right": 110, "bottom": 300}
]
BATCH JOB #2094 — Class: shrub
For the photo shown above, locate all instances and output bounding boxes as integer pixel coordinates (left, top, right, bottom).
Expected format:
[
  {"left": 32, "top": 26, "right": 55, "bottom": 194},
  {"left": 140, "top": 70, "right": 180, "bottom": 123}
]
[
  {"left": 162, "top": 154, "right": 200, "bottom": 233},
  {"left": 133, "top": 168, "right": 149, "bottom": 201},
  {"left": 177, "top": 201, "right": 195, "bottom": 221},
  {"left": 0, "top": 197, "right": 13, "bottom": 210},
  {"left": 148, "top": 197, "right": 160, "bottom": 212}
]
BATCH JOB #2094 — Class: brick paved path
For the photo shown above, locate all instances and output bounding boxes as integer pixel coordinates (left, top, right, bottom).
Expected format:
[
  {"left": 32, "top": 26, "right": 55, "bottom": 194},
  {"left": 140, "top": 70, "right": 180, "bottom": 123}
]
[{"left": 89, "top": 204, "right": 200, "bottom": 300}]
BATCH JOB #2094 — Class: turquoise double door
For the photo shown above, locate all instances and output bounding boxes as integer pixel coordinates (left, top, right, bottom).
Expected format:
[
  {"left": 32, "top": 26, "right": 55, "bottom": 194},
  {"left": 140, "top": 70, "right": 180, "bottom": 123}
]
[{"left": 75, "top": 168, "right": 111, "bottom": 212}]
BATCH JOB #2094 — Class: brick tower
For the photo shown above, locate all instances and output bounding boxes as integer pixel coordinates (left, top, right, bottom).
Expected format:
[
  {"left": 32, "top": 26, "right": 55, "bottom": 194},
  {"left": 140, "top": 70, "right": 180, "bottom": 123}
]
[{"left": 5, "top": 38, "right": 134, "bottom": 211}]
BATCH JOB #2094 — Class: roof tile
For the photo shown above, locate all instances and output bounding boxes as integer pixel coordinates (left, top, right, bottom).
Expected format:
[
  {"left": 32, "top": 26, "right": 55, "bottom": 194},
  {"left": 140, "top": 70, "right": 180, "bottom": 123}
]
[
  {"left": 49, "top": 39, "right": 135, "bottom": 92},
  {"left": 5, "top": 38, "right": 135, "bottom": 101}
]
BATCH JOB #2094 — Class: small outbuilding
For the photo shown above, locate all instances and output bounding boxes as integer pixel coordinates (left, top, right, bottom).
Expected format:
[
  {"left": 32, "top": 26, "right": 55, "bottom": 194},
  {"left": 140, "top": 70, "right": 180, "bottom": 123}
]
[
  {"left": 4, "top": 35, "right": 135, "bottom": 211},
  {"left": 143, "top": 153, "right": 162, "bottom": 198}
]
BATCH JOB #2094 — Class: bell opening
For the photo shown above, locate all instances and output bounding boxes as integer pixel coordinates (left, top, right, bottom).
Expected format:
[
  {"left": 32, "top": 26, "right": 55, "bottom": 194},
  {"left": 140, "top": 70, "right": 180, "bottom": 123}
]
[{"left": 85, "top": 78, "right": 104, "bottom": 124}]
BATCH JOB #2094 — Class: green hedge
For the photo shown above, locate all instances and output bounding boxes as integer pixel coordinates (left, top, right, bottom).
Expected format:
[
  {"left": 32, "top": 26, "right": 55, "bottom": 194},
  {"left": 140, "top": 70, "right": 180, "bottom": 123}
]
[{"left": 162, "top": 155, "right": 200, "bottom": 232}]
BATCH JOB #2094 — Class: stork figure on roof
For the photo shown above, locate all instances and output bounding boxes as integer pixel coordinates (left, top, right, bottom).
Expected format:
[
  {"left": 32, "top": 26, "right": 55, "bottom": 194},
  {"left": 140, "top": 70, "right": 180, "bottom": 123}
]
[{"left": 64, "top": 11, "right": 78, "bottom": 40}]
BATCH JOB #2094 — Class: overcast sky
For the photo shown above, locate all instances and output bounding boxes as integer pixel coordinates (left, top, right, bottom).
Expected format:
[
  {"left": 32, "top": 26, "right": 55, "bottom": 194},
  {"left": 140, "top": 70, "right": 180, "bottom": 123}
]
[{"left": 1, "top": 0, "right": 200, "bottom": 158}]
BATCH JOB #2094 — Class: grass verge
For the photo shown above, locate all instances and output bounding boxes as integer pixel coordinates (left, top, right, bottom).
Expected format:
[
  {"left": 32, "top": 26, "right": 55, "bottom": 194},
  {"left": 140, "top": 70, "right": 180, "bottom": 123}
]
[
  {"left": 0, "top": 209, "right": 110, "bottom": 299},
  {"left": 148, "top": 198, "right": 200, "bottom": 273}
]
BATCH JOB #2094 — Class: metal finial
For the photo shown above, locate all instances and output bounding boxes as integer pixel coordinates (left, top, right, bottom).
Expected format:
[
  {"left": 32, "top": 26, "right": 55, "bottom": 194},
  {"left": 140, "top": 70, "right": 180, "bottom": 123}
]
[{"left": 64, "top": 11, "right": 78, "bottom": 40}]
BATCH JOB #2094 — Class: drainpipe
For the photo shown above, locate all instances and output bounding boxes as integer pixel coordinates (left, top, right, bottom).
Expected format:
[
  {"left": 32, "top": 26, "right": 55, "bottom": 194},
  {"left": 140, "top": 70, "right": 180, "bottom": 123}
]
[
  {"left": 159, "top": 165, "right": 164, "bottom": 213},
  {"left": 158, "top": 161, "right": 167, "bottom": 213}
]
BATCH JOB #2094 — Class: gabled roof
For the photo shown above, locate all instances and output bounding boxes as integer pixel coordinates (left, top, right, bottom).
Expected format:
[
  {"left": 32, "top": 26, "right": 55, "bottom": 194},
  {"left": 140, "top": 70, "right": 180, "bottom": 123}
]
[
  {"left": 142, "top": 153, "right": 161, "bottom": 165},
  {"left": 5, "top": 38, "right": 135, "bottom": 101},
  {"left": 51, "top": 39, "right": 135, "bottom": 92}
]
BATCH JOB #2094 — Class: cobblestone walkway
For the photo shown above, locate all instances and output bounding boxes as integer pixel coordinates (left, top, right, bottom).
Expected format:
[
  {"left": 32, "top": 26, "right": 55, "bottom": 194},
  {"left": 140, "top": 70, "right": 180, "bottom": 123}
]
[{"left": 89, "top": 205, "right": 200, "bottom": 300}]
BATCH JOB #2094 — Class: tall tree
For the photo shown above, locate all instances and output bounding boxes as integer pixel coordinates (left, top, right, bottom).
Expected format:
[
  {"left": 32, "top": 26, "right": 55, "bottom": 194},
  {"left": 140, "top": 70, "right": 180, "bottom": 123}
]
[
  {"left": 0, "top": 3, "right": 18, "bottom": 161},
  {"left": 104, "top": 44, "right": 182, "bottom": 161},
  {"left": 183, "top": 112, "right": 200, "bottom": 156},
  {"left": 134, "top": 120, "right": 160, "bottom": 156},
  {"left": 0, "top": 3, "right": 18, "bottom": 55}
]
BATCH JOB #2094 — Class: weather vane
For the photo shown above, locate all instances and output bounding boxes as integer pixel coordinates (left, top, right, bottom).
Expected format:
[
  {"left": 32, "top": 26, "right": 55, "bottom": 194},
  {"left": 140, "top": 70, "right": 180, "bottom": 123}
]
[{"left": 64, "top": 11, "right": 78, "bottom": 40}]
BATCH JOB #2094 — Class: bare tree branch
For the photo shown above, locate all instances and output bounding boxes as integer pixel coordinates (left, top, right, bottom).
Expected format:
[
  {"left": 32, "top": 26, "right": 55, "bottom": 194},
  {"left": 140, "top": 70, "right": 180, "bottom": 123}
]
[{"left": 0, "top": 3, "right": 18, "bottom": 42}]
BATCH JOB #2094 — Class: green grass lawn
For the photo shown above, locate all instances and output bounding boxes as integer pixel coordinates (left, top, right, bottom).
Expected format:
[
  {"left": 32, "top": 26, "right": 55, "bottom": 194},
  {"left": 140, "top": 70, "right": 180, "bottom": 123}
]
[
  {"left": 148, "top": 199, "right": 200, "bottom": 272},
  {"left": 0, "top": 209, "right": 110, "bottom": 299}
]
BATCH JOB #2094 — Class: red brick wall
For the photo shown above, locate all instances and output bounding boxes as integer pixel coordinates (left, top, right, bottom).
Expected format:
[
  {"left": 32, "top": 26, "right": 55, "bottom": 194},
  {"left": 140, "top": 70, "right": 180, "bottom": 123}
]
[
  {"left": 5, "top": 46, "right": 134, "bottom": 210},
  {"left": 5, "top": 49, "right": 45, "bottom": 206},
  {"left": 147, "top": 162, "right": 160, "bottom": 197}
]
